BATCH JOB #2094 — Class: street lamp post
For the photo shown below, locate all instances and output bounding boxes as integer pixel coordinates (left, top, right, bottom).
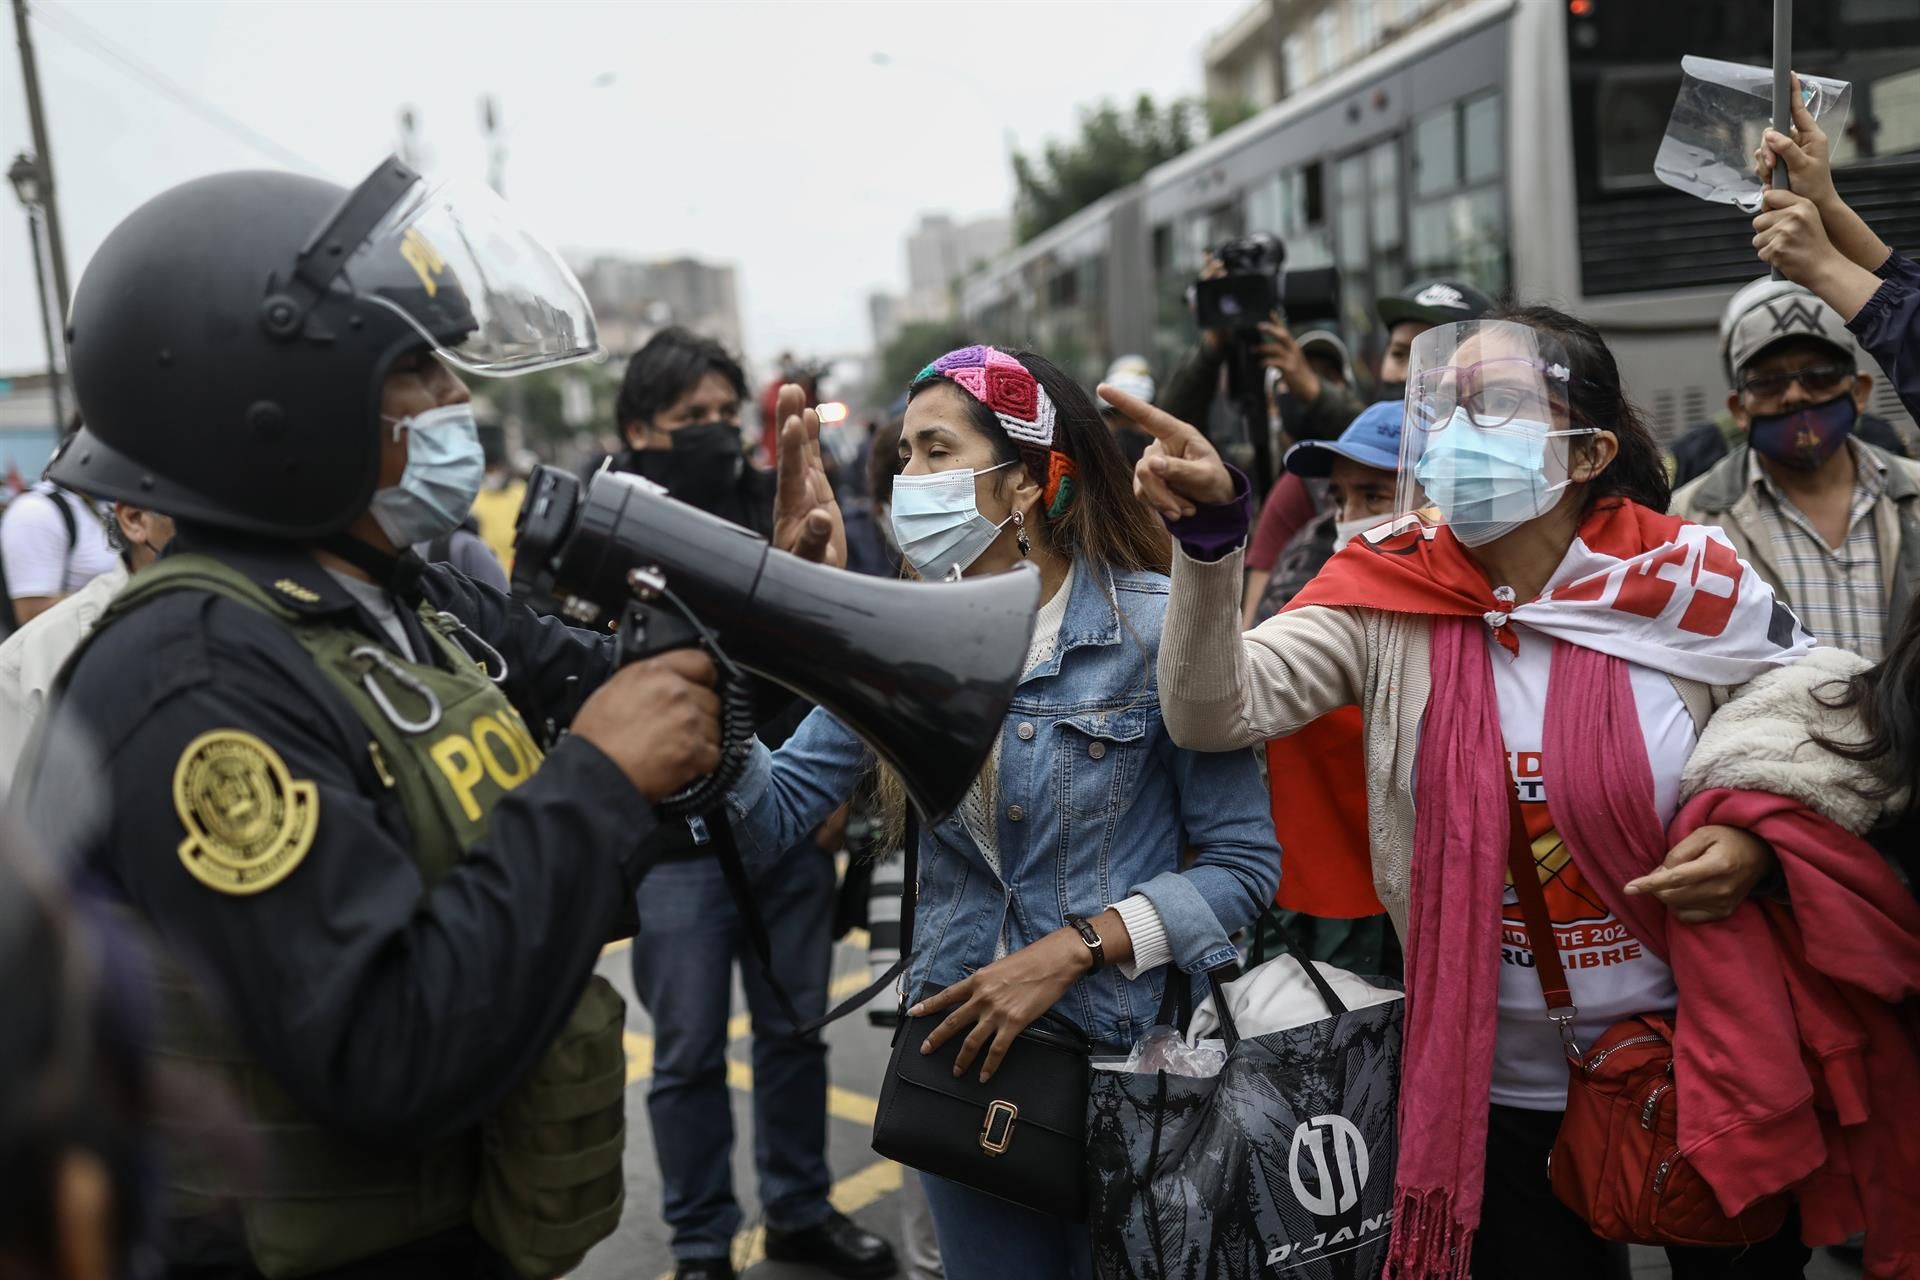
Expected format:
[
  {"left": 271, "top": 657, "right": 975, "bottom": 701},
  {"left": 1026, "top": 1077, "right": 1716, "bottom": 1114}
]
[
  {"left": 10, "top": 149, "right": 66, "bottom": 429},
  {"left": 11, "top": 0, "right": 71, "bottom": 316}
]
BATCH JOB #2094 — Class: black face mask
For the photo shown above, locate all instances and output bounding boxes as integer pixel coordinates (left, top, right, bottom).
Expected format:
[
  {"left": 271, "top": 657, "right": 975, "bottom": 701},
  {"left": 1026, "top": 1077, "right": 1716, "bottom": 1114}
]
[{"left": 627, "top": 420, "right": 745, "bottom": 516}]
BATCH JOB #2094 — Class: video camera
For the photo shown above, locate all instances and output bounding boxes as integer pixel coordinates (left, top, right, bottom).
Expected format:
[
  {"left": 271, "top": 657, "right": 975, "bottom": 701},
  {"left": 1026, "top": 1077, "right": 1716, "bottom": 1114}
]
[
  {"left": 1193, "top": 234, "right": 1342, "bottom": 333},
  {"left": 511, "top": 464, "right": 1039, "bottom": 822}
]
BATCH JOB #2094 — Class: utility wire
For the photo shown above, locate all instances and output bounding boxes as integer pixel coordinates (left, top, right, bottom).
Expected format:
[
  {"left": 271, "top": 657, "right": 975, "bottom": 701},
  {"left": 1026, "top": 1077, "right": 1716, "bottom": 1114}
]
[{"left": 27, "top": 0, "right": 328, "bottom": 175}]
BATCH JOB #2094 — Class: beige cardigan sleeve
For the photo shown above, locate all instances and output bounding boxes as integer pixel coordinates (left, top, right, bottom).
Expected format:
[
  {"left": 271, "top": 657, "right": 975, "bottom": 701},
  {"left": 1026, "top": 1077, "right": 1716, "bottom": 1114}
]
[{"left": 1158, "top": 541, "right": 1369, "bottom": 751}]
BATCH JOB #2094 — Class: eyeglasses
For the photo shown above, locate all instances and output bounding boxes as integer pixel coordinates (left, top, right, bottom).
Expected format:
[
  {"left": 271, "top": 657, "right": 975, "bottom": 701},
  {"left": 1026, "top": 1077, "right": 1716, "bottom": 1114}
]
[
  {"left": 1739, "top": 364, "right": 1853, "bottom": 403},
  {"left": 1411, "top": 358, "right": 1570, "bottom": 432}
]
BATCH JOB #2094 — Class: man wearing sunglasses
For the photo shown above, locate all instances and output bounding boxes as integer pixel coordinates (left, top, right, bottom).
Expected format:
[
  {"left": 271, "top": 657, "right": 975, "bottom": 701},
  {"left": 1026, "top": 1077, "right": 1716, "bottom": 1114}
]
[{"left": 1673, "top": 280, "right": 1920, "bottom": 660}]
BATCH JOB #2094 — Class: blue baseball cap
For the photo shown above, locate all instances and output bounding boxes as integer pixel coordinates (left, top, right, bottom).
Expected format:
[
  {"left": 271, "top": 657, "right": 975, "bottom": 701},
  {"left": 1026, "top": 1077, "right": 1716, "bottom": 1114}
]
[{"left": 1284, "top": 400, "right": 1404, "bottom": 478}]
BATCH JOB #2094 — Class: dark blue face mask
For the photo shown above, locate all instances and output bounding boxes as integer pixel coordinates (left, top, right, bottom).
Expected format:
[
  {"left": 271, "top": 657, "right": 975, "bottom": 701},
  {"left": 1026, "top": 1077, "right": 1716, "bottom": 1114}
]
[{"left": 1747, "top": 393, "right": 1858, "bottom": 471}]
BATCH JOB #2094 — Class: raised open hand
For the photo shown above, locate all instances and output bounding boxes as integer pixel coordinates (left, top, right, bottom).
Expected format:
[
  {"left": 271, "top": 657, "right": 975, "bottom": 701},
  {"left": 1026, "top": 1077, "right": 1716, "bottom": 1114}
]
[{"left": 769, "top": 382, "right": 846, "bottom": 568}]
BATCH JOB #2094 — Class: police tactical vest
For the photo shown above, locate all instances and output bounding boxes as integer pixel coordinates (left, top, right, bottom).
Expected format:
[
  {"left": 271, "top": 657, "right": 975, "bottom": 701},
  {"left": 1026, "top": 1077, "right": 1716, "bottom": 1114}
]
[{"left": 90, "top": 555, "right": 625, "bottom": 1279}]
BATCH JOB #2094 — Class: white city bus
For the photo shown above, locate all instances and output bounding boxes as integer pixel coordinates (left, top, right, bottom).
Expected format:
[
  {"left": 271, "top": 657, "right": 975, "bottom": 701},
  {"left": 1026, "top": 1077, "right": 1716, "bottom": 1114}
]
[{"left": 960, "top": 0, "right": 1920, "bottom": 441}]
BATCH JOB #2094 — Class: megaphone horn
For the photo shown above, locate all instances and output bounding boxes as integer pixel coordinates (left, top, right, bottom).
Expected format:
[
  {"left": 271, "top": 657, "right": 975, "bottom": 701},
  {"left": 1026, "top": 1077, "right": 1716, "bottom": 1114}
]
[{"left": 513, "top": 466, "right": 1040, "bottom": 822}]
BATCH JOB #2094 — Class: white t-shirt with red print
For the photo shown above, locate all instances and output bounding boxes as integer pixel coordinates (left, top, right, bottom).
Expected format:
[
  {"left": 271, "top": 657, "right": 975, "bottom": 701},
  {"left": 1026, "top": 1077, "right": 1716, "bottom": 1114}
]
[{"left": 1488, "top": 623, "right": 1692, "bottom": 1110}]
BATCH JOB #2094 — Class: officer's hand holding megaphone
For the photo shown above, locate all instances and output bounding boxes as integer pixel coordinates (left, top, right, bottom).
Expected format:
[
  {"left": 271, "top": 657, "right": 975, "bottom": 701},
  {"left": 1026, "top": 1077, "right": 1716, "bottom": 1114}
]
[
  {"left": 771, "top": 382, "right": 847, "bottom": 568},
  {"left": 572, "top": 650, "right": 724, "bottom": 799}
]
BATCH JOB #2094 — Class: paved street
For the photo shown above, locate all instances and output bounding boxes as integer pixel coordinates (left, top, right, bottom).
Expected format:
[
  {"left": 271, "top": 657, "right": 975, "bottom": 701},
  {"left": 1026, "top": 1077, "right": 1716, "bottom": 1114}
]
[{"left": 580, "top": 933, "right": 1861, "bottom": 1280}]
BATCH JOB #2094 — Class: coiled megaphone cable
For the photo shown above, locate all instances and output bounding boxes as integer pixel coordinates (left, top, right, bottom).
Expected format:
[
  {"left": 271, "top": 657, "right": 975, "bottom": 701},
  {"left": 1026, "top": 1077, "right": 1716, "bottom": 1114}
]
[{"left": 643, "top": 582, "right": 756, "bottom": 819}]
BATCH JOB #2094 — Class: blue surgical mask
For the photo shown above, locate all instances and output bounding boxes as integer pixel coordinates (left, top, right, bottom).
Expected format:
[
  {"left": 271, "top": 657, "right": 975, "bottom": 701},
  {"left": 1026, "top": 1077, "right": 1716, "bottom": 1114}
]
[
  {"left": 888, "top": 458, "right": 1019, "bottom": 580},
  {"left": 370, "top": 403, "right": 484, "bottom": 548},
  {"left": 1412, "top": 410, "right": 1591, "bottom": 547}
]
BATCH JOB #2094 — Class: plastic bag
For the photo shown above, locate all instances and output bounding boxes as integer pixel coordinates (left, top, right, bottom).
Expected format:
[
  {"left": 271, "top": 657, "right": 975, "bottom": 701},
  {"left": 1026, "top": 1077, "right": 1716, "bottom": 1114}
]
[
  {"left": 1654, "top": 57, "right": 1850, "bottom": 211},
  {"left": 1097, "top": 1025, "right": 1227, "bottom": 1078}
]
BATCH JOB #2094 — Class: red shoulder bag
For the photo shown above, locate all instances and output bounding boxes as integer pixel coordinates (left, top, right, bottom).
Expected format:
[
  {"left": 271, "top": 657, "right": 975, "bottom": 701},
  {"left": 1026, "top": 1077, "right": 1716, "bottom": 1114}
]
[{"left": 1502, "top": 787, "right": 1791, "bottom": 1247}]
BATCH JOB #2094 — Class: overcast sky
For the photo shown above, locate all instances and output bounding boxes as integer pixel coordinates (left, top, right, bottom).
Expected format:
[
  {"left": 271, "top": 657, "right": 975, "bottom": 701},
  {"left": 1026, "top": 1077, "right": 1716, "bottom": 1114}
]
[{"left": 0, "top": 0, "right": 1247, "bottom": 375}]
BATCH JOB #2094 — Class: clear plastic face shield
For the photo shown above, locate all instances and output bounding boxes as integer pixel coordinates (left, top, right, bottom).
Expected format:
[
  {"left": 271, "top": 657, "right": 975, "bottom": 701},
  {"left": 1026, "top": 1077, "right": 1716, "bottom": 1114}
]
[
  {"left": 338, "top": 173, "right": 599, "bottom": 375},
  {"left": 1654, "top": 58, "right": 1850, "bottom": 212},
  {"left": 1395, "top": 321, "right": 1593, "bottom": 548}
]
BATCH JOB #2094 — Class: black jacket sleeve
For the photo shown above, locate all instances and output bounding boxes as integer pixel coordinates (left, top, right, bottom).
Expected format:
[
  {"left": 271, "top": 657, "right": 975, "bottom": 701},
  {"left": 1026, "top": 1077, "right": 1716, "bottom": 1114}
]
[
  {"left": 1159, "top": 343, "right": 1227, "bottom": 431},
  {"left": 421, "top": 563, "right": 619, "bottom": 736},
  {"left": 62, "top": 592, "right": 656, "bottom": 1147}
]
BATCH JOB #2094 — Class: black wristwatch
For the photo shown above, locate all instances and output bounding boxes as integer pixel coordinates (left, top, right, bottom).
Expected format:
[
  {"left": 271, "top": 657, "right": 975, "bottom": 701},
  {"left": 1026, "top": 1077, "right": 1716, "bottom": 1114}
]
[{"left": 1064, "top": 914, "right": 1105, "bottom": 973}]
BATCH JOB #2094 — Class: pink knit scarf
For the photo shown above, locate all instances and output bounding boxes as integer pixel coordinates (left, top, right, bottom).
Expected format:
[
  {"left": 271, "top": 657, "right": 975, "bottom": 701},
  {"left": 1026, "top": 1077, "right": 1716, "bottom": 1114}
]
[{"left": 1386, "top": 619, "right": 1670, "bottom": 1278}]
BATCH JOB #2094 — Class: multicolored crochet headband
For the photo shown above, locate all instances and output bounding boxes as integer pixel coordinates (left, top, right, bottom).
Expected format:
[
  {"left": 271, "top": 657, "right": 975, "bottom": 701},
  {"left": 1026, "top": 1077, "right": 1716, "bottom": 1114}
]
[{"left": 912, "top": 346, "right": 1077, "bottom": 518}]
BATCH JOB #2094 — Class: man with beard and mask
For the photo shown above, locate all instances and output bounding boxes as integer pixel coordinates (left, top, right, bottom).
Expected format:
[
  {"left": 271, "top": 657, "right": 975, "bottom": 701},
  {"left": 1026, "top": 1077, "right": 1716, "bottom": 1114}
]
[
  {"left": 609, "top": 329, "right": 896, "bottom": 1280},
  {"left": 24, "top": 158, "right": 726, "bottom": 1279},
  {"left": 1674, "top": 282, "right": 1920, "bottom": 660}
]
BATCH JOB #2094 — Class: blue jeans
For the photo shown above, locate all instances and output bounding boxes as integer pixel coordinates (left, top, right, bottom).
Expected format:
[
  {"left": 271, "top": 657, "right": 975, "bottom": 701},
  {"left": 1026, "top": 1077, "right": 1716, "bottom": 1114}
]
[
  {"left": 919, "top": 1174, "right": 1093, "bottom": 1280},
  {"left": 631, "top": 844, "right": 836, "bottom": 1261}
]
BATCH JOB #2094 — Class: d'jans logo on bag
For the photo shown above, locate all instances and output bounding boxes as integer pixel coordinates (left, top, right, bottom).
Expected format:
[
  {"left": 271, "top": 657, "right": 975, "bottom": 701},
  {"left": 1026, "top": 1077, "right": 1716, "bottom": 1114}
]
[
  {"left": 1289, "top": 1114, "right": 1369, "bottom": 1215},
  {"left": 1264, "top": 1116, "right": 1386, "bottom": 1272}
]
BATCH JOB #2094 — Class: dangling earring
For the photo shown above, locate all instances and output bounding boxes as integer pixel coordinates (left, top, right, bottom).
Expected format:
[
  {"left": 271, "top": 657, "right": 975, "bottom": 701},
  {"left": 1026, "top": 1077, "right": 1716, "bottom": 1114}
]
[{"left": 1013, "top": 509, "right": 1032, "bottom": 558}]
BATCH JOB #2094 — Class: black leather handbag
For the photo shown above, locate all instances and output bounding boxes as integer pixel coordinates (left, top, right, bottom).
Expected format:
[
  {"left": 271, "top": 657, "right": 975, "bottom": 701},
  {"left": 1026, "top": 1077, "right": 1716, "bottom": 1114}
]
[{"left": 859, "top": 814, "right": 1094, "bottom": 1221}]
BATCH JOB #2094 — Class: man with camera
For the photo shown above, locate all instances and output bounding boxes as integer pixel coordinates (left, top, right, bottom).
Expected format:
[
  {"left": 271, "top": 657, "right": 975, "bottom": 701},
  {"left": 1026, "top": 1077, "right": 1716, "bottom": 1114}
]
[{"left": 25, "top": 159, "right": 724, "bottom": 1279}]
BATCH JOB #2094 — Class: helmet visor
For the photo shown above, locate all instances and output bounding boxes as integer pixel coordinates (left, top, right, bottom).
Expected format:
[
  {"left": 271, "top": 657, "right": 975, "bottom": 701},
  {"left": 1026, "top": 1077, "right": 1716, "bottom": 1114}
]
[
  {"left": 1395, "top": 320, "right": 1586, "bottom": 544},
  {"left": 342, "top": 176, "right": 598, "bottom": 375}
]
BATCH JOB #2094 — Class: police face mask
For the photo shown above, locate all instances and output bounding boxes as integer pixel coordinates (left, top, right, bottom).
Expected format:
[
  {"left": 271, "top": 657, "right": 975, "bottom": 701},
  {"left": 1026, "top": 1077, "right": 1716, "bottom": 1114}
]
[
  {"left": 889, "top": 458, "right": 1019, "bottom": 580},
  {"left": 1412, "top": 410, "right": 1593, "bottom": 547},
  {"left": 1747, "top": 393, "right": 1857, "bottom": 471},
  {"left": 370, "top": 403, "right": 484, "bottom": 548},
  {"left": 628, "top": 420, "right": 744, "bottom": 514}
]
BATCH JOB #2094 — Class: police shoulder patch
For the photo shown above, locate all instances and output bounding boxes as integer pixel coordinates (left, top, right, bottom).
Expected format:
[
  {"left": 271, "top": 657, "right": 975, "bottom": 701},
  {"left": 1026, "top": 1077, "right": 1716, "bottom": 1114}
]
[{"left": 172, "top": 730, "right": 320, "bottom": 896}]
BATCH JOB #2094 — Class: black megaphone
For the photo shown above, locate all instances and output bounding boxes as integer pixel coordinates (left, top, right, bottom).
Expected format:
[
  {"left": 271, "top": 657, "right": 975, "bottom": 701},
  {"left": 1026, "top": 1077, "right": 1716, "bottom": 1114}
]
[{"left": 512, "top": 465, "right": 1039, "bottom": 822}]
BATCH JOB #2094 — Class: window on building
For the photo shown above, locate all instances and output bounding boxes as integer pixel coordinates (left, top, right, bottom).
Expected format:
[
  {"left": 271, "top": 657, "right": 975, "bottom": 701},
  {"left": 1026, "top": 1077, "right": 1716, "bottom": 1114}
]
[
  {"left": 1283, "top": 35, "right": 1307, "bottom": 93},
  {"left": 1315, "top": 9, "right": 1339, "bottom": 77},
  {"left": 1352, "top": 0, "right": 1378, "bottom": 52}
]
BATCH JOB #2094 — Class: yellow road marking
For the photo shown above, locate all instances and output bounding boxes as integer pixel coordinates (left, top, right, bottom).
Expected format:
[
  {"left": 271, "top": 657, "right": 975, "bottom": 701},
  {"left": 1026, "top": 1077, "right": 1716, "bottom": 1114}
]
[
  {"left": 622, "top": 1029, "right": 877, "bottom": 1127},
  {"left": 653, "top": 1159, "right": 904, "bottom": 1280}
]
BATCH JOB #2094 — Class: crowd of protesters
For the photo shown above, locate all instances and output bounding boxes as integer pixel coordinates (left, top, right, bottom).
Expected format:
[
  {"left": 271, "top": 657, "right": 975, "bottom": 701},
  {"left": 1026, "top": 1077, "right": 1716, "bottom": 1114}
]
[{"left": 7, "top": 66, "right": 1920, "bottom": 1280}]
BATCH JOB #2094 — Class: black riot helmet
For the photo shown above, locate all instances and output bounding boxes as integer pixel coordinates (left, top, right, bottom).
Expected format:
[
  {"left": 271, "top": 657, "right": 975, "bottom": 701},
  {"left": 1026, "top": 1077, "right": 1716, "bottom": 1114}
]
[{"left": 52, "top": 157, "right": 598, "bottom": 538}]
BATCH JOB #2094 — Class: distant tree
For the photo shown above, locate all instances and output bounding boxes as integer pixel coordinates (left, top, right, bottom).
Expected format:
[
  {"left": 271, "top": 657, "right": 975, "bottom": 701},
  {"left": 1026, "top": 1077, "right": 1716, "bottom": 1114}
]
[
  {"left": 872, "top": 321, "right": 975, "bottom": 407},
  {"left": 1013, "top": 94, "right": 1199, "bottom": 244},
  {"left": 1206, "top": 95, "right": 1259, "bottom": 136}
]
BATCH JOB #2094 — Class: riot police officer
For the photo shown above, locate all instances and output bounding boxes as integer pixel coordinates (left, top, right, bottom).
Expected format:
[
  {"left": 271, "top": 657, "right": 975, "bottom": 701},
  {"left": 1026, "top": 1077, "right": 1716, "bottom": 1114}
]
[{"left": 29, "top": 158, "right": 722, "bottom": 1278}]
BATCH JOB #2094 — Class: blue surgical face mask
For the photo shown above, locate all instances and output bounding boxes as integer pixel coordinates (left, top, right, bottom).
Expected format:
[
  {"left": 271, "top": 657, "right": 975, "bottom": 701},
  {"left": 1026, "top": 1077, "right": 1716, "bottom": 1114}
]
[
  {"left": 1412, "top": 410, "right": 1592, "bottom": 547},
  {"left": 370, "top": 403, "right": 484, "bottom": 549},
  {"left": 888, "top": 458, "right": 1019, "bottom": 580}
]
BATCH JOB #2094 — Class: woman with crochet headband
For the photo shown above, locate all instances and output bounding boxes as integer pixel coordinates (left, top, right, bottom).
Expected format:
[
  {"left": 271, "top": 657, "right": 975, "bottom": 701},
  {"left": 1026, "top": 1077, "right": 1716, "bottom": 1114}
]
[
  {"left": 737, "top": 345, "right": 1280, "bottom": 1278},
  {"left": 1107, "top": 304, "right": 1920, "bottom": 1279}
]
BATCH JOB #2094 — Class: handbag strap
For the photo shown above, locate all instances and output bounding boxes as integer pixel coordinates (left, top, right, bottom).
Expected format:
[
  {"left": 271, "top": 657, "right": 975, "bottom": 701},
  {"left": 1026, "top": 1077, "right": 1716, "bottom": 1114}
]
[
  {"left": 796, "top": 809, "right": 919, "bottom": 1034},
  {"left": 1503, "top": 783, "right": 1582, "bottom": 1061},
  {"left": 1250, "top": 905, "right": 1351, "bottom": 1016}
]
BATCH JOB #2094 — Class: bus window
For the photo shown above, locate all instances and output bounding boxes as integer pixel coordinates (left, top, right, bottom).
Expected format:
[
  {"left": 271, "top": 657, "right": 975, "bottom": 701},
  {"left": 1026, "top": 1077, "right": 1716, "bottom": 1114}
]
[
  {"left": 1463, "top": 93, "right": 1502, "bottom": 185},
  {"left": 1245, "top": 168, "right": 1333, "bottom": 270},
  {"left": 1413, "top": 105, "right": 1456, "bottom": 196},
  {"left": 1407, "top": 91, "right": 1507, "bottom": 293}
]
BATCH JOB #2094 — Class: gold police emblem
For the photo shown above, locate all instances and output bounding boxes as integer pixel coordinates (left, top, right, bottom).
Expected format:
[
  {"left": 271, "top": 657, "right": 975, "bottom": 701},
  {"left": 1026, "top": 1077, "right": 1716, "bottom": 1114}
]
[{"left": 173, "top": 730, "right": 319, "bottom": 895}]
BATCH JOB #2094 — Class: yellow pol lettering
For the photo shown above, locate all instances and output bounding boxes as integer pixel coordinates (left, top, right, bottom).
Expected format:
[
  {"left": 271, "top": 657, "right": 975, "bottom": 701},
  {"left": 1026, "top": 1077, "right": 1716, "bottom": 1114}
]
[
  {"left": 472, "top": 714, "right": 531, "bottom": 790},
  {"left": 429, "top": 734, "right": 486, "bottom": 823},
  {"left": 429, "top": 713, "right": 545, "bottom": 824}
]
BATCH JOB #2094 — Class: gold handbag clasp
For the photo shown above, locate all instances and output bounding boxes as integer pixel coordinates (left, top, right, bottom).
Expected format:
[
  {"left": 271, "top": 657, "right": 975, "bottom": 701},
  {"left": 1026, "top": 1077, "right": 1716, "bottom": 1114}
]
[{"left": 980, "top": 1100, "right": 1017, "bottom": 1156}]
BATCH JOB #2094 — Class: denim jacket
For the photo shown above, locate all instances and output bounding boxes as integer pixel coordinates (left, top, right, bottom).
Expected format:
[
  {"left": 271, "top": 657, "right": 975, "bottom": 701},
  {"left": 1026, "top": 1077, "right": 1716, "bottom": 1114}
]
[{"left": 724, "top": 558, "right": 1281, "bottom": 1048}]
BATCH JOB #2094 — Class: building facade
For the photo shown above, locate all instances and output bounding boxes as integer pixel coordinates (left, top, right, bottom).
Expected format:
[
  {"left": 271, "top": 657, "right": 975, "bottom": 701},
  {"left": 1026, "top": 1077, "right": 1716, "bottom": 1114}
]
[
  {"left": 869, "top": 212, "right": 1011, "bottom": 350},
  {"left": 1204, "top": 0, "right": 1481, "bottom": 108},
  {"left": 572, "top": 254, "right": 745, "bottom": 359}
]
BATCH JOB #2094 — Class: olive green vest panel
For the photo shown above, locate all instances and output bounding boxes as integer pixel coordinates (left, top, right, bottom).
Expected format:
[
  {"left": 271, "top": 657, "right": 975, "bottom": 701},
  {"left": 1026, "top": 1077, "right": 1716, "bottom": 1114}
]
[{"left": 98, "top": 555, "right": 624, "bottom": 1279}]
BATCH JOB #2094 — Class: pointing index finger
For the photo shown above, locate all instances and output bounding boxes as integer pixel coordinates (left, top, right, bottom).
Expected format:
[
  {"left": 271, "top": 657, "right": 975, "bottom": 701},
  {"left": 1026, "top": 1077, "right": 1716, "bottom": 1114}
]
[{"left": 1096, "top": 383, "right": 1197, "bottom": 443}]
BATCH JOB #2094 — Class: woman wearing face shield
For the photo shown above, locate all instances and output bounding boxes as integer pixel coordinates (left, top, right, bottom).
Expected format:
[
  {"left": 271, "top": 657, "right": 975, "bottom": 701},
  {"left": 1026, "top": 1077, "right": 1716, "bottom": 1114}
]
[
  {"left": 742, "top": 346, "right": 1281, "bottom": 1279},
  {"left": 1105, "top": 306, "right": 1920, "bottom": 1278}
]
